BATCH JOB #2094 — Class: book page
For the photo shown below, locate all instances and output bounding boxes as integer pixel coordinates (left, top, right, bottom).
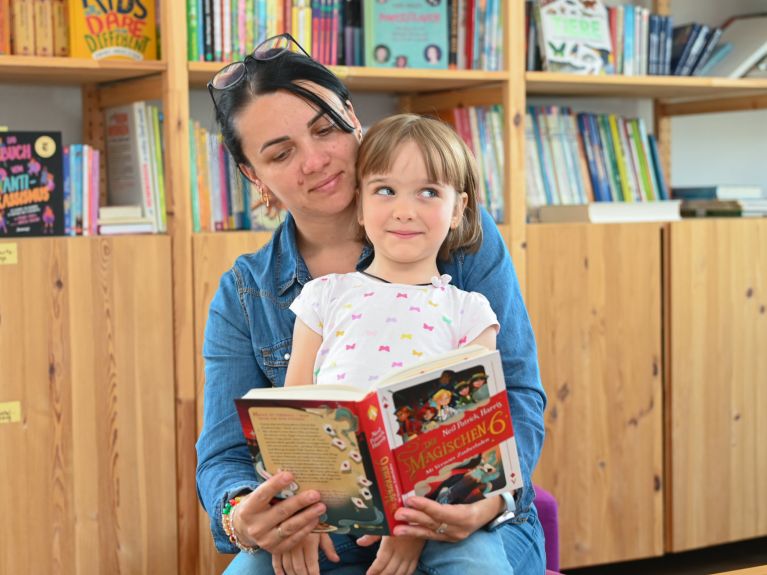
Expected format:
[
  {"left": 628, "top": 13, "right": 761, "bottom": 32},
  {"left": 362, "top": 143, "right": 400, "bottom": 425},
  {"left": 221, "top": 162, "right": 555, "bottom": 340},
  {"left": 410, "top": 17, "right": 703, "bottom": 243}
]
[{"left": 246, "top": 404, "right": 387, "bottom": 535}]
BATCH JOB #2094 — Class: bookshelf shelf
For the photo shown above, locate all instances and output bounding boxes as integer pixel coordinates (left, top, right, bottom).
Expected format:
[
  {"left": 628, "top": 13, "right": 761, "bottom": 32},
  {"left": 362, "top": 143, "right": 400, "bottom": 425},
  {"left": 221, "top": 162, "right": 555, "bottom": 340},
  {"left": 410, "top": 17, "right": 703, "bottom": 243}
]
[
  {"left": 0, "top": 55, "right": 166, "bottom": 85},
  {"left": 526, "top": 71, "right": 767, "bottom": 101},
  {"left": 188, "top": 61, "right": 507, "bottom": 92}
]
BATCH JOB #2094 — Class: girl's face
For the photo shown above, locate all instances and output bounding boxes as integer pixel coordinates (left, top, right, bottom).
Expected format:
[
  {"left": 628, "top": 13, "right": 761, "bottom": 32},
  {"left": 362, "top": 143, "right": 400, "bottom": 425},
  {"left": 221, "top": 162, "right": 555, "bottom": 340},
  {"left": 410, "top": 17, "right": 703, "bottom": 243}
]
[
  {"left": 359, "top": 141, "right": 468, "bottom": 281},
  {"left": 237, "top": 84, "right": 361, "bottom": 221}
]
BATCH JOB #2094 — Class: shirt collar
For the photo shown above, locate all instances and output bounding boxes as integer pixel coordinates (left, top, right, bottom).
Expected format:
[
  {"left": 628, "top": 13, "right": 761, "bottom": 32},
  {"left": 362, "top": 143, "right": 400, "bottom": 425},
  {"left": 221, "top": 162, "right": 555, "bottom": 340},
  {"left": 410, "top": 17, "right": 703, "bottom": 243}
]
[{"left": 275, "top": 213, "right": 374, "bottom": 296}]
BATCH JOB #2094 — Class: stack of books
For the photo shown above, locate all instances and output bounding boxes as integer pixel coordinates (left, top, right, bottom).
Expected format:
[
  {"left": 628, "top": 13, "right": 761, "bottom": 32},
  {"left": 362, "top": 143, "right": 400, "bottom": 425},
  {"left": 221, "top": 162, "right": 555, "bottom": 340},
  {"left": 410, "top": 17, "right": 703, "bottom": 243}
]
[
  {"left": 672, "top": 185, "right": 767, "bottom": 218},
  {"left": 97, "top": 205, "right": 155, "bottom": 235}
]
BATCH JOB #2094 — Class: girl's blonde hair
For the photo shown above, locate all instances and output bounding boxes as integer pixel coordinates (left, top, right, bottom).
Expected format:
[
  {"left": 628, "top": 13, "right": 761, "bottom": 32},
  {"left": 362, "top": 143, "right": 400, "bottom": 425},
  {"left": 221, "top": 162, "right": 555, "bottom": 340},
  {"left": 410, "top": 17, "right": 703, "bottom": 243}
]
[{"left": 356, "top": 113, "right": 483, "bottom": 260}]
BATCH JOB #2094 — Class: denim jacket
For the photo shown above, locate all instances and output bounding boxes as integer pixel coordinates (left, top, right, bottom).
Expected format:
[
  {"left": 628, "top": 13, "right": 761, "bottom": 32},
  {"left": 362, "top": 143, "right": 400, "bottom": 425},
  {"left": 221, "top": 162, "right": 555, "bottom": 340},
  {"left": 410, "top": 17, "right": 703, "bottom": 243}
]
[{"left": 196, "top": 209, "right": 546, "bottom": 552}]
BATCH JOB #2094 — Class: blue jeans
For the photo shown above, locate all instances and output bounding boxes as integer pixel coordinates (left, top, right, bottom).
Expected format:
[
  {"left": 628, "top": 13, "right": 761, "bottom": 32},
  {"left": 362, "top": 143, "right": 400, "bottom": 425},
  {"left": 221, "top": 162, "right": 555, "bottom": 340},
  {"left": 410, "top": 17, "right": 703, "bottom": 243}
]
[{"left": 224, "top": 506, "right": 545, "bottom": 575}]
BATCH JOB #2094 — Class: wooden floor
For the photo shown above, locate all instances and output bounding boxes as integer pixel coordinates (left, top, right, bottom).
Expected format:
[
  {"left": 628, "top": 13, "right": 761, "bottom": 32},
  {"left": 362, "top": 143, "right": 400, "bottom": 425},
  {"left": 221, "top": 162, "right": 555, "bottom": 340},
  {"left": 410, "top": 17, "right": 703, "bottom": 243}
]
[{"left": 566, "top": 537, "right": 767, "bottom": 575}]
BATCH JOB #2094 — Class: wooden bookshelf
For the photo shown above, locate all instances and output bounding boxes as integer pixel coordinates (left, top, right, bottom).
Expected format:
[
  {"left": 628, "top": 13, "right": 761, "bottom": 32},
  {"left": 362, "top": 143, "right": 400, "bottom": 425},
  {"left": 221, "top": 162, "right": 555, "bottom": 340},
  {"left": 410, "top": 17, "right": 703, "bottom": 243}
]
[
  {"left": 0, "top": 55, "right": 166, "bottom": 85},
  {"left": 188, "top": 61, "right": 508, "bottom": 92}
]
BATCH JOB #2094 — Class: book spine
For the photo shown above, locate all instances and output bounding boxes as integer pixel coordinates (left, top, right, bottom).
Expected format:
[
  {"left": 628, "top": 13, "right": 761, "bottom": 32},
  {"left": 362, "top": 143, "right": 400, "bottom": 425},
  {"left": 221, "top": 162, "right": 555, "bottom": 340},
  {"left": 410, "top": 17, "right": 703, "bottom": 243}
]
[
  {"left": 189, "top": 120, "right": 201, "bottom": 233},
  {"left": 0, "top": 0, "right": 10, "bottom": 54},
  {"left": 11, "top": 0, "right": 35, "bottom": 56},
  {"left": 51, "top": 0, "right": 67, "bottom": 56},
  {"left": 222, "top": 0, "right": 232, "bottom": 62},
  {"left": 61, "top": 145, "right": 71, "bottom": 235},
  {"left": 528, "top": 106, "right": 553, "bottom": 205},
  {"left": 90, "top": 148, "right": 100, "bottom": 236},
  {"left": 187, "top": 0, "right": 199, "bottom": 60},
  {"left": 360, "top": 392, "right": 403, "bottom": 533},
  {"left": 33, "top": 0, "right": 52, "bottom": 56}
]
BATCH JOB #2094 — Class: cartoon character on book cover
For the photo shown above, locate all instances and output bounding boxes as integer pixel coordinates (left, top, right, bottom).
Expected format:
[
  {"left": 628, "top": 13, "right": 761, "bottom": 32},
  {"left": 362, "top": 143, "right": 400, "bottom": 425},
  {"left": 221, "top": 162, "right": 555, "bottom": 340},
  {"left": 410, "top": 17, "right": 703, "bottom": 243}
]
[
  {"left": 536, "top": 0, "right": 614, "bottom": 74},
  {"left": 68, "top": 0, "right": 157, "bottom": 60},
  {"left": 0, "top": 132, "right": 64, "bottom": 236},
  {"left": 238, "top": 402, "right": 388, "bottom": 534}
]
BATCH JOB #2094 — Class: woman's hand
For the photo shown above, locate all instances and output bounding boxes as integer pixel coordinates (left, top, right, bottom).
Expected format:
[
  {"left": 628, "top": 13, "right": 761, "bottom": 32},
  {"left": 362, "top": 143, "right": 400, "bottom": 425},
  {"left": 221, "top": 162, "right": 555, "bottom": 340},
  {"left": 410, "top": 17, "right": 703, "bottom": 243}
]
[
  {"left": 390, "top": 495, "right": 504, "bottom": 542},
  {"left": 231, "top": 472, "right": 328, "bottom": 555},
  {"left": 366, "top": 535, "right": 424, "bottom": 575},
  {"left": 272, "top": 533, "right": 339, "bottom": 575}
]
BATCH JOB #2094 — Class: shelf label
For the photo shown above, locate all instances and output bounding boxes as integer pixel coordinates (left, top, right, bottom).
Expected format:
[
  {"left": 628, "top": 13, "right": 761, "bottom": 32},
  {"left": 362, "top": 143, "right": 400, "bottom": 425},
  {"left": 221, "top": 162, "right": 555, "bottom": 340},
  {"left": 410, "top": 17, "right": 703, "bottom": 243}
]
[
  {"left": 0, "top": 401, "right": 21, "bottom": 424},
  {"left": 0, "top": 243, "right": 17, "bottom": 265}
]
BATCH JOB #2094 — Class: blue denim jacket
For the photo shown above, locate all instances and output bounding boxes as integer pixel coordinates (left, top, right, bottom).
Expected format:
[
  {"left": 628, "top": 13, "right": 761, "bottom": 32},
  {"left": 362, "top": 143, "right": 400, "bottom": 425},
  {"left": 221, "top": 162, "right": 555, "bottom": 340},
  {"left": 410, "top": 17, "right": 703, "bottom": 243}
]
[{"left": 196, "top": 209, "right": 546, "bottom": 552}]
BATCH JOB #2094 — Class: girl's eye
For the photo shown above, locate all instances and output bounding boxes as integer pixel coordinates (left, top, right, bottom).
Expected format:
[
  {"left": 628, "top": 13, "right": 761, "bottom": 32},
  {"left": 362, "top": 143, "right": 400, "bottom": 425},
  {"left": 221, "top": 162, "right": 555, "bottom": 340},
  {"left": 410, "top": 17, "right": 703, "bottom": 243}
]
[
  {"left": 373, "top": 186, "right": 395, "bottom": 196},
  {"left": 419, "top": 188, "right": 439, "bottom": 198}
]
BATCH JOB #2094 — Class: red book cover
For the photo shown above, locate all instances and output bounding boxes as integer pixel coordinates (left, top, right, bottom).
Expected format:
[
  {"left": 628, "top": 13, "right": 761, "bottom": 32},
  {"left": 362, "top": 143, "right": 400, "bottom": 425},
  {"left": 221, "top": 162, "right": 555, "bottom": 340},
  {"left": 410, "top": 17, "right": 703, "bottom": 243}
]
[{"left": 235, "top": 347, "right": 523, "bottom": 535}]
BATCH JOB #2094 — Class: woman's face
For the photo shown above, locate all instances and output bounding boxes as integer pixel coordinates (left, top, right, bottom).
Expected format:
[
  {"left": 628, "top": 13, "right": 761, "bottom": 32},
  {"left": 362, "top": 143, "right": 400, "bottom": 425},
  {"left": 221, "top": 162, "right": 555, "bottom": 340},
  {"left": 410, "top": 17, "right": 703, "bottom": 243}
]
[{"left": 236, "top": 83, "right": 361, "bottom": 220}]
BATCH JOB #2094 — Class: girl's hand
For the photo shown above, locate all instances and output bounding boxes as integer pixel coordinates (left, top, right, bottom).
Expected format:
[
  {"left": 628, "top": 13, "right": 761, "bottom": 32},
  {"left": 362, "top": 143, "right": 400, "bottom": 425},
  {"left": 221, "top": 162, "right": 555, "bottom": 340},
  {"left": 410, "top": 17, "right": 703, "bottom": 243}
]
[
  {"left": 231, "top": 472, "right": 327, "bottom": 555},
  {"left": 272, "top": 533, "right": 339, "bottom": 575},
  {"left": 366, "top": 535, "right": 424, "bottom": 575},
  {"left": 390, "top": 495, "right": 504, "bottom": 542}
]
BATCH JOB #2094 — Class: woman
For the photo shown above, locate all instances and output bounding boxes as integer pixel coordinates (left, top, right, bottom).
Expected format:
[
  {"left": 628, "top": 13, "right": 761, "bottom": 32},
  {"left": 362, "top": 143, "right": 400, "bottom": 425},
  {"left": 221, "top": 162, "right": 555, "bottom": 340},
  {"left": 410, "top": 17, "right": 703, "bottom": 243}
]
[{"left": 197, "top": 34, "right": 546, "bottom": 575}]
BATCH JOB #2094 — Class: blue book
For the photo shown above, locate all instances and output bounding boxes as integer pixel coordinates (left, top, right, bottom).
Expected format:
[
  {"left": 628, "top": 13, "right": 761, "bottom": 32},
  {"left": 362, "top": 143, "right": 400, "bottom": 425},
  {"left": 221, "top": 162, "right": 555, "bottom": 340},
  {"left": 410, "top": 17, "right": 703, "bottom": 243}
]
[
  {"left": 363, "top": 0, "right": 448, "bottom": 69},
  {"left": 529, "top": 106, "right": 554, "bottom": 205},
  {"left": 623, "top": 5, "right": 635, "bottom": 75},
  {"left": 62, "top": 146, "right": 72, "bottom": 236},
  {"left": 646, "top": 135, "right": 668, "bottom": 200},
  {"left": 70, "top": 144, "right": 84, "bottom": 235}
]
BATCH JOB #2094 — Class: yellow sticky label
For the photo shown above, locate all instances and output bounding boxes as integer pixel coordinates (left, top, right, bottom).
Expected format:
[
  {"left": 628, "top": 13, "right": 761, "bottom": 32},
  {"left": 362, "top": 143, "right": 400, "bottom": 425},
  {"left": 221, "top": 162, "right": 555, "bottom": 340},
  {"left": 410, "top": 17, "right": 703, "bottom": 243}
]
[
  {"left": 0, "top": 402, "right": 22, "bottom": 424},
  {"left": 0, "top": 243, "right": 18, "bottom": 265}
]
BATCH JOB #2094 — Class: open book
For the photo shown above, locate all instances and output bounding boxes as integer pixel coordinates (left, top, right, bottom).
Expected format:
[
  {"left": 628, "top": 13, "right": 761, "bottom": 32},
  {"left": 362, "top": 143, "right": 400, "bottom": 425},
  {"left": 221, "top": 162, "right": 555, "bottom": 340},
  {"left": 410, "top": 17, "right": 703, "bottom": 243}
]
[{"left": 235, "top": 346, "right": 522, "bottom": 536}]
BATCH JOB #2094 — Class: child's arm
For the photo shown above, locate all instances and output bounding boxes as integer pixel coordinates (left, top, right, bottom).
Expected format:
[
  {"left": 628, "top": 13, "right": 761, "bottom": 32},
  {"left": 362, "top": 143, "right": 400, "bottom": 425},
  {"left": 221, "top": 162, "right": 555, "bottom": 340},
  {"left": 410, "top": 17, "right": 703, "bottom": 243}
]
[
  {"left": 284, "top": 318, "right": 323, "bottom": 387},
  {"left": 467, "top": 326, "right": 497, "bottom": 351}
]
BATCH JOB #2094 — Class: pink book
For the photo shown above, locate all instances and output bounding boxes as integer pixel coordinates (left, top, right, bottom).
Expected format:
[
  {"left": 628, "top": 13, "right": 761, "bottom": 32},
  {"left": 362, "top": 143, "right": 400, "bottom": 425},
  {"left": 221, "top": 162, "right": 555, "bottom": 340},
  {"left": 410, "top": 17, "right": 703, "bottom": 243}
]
[
  {"left": 218, "top": 141, "right": 229, "bottom": 230},
  {"left": 329, "top": 0, "right": 338, "bottom": 65},
  {"left": 238, "top": 0, "right": 246, "bottom": 58}
]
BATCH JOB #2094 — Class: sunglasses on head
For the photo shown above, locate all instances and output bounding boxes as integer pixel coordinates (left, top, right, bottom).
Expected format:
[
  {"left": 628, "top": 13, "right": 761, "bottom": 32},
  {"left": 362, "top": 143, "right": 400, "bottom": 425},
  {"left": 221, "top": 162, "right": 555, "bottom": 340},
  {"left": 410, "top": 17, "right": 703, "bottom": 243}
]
[{"left": 207, "top": 33, "right": 311, "bottom": 110}]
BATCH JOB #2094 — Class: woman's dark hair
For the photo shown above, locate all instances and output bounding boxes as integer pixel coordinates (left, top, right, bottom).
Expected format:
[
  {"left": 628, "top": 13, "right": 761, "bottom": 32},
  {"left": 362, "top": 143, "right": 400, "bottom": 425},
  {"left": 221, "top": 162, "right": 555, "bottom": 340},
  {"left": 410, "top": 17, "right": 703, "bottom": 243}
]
[{"left": 212, "top": 50, "right": 354, "bottom": 168}]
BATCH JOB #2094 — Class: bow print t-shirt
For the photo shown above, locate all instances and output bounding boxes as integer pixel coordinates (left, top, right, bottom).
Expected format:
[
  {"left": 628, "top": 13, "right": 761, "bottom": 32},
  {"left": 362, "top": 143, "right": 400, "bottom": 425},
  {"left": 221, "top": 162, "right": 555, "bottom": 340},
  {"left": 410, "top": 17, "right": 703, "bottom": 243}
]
[{"left": 288, "top": 272, "right": 499, "bottom": 389}]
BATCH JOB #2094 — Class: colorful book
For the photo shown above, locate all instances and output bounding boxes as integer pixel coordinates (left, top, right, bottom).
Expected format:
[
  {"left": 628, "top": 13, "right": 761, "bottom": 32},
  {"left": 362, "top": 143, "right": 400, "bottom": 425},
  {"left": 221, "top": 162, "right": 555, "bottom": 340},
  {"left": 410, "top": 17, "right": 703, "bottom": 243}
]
[
  {"left": 0, "top": 131, "right": 64, "bottom": 236},
  {"left": 236, "top": 346, "right": 522, "bottom": 536},
  {"left": 535, "top": 0, "right": 613, "bottom": 74},
  {"left": 363, "top": 0, "right": 449, "bottom": 69},
  {"left": 68, "top": 0, "right": 157, "bottom": 60}
]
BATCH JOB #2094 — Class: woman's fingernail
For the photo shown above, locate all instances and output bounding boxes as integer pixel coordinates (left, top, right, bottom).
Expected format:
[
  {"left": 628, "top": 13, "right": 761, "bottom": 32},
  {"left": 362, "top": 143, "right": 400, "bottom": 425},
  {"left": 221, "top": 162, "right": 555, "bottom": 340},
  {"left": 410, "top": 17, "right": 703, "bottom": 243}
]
[{"left": 307, "top": 491, "right": 320, "bottom": 502}]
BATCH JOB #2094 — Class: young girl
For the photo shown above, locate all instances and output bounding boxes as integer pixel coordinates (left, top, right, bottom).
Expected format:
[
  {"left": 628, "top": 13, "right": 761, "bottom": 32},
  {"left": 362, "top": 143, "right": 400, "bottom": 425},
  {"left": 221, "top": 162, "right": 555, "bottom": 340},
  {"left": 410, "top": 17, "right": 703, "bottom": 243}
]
[{"left": 284, "top": 113, "right": 506, "bottom": 574}]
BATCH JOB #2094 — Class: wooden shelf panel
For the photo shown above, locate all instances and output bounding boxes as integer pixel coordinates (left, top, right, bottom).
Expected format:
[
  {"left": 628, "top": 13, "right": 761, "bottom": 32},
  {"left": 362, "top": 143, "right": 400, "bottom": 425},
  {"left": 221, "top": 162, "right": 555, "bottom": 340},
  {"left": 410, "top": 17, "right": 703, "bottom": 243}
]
[
  {"left": 526, "top": 71, "right": 767, "bottom": 101},
  {"left": 0, "top": 55, "right": 166, "bottom": 85},
  {"left": 189, "top": 61, "right": 507, "bottom": 92}
]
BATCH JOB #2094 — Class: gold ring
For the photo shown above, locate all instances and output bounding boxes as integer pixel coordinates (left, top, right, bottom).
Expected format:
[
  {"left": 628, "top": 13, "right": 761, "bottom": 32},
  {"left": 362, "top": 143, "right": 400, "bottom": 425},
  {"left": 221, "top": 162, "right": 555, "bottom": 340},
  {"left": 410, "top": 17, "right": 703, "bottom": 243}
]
[
  {"left": 435, "top": 522, "right": 448, "bottom": 535},
  {"left": 277, "top": 524, "right": 286, "bottom": 539}
]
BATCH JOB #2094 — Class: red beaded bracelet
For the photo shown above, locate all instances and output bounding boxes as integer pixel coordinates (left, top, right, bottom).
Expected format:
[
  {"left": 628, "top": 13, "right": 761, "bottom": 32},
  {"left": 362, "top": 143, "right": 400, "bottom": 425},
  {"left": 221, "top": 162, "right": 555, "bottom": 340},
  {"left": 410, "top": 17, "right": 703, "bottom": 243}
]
[{"left": 222, "top": 496, "right": 260, "bottom": 555}]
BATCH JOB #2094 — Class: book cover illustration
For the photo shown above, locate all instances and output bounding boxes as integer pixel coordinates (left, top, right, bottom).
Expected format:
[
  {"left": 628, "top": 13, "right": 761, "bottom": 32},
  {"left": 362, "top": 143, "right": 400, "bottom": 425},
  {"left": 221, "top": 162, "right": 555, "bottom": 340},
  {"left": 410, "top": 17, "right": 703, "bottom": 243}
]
[
  {"left": 68, "top": 0, "right": 157, "bottom": 60},
  {"left": 380, "top": 360, "right": 521, "bottom": 502},
  {"left": 0, "top": 132, "right": 64, "bottom": 237},
  {"left": 536, "top": 0, "right": 614, "bottom": 74},
  {"left": 364, "top": 0, "right": 449, "bottom": 69},
  {"left": 238, "top": 401, "right": 389, "bottom": 535}
]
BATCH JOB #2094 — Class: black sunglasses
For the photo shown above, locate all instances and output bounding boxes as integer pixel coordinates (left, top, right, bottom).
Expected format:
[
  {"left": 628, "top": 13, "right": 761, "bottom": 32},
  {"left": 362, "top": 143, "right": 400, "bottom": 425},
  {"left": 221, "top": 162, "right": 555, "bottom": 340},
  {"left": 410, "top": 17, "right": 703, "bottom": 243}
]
[{"left": 207, "top": 33, "right": 312, "bottom": 111}]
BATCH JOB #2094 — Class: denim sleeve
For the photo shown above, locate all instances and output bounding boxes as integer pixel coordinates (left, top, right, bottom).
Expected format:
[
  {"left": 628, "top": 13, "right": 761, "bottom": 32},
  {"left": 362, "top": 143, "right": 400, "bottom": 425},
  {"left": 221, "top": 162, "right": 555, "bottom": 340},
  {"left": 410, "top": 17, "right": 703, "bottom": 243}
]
[
  {"left": 461, "top": 210, "right": 547, "bottom": 515},
  {"left": 196, "top": 265, "right": 262, "bottom": 553}
]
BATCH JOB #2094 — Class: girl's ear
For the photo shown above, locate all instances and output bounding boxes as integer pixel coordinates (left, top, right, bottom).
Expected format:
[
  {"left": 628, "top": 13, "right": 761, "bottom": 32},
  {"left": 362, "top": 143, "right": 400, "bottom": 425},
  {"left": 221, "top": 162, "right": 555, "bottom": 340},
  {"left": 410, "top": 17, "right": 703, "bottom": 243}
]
[{"left": 451, "top": 192, "right": 469, "bottom": 229}]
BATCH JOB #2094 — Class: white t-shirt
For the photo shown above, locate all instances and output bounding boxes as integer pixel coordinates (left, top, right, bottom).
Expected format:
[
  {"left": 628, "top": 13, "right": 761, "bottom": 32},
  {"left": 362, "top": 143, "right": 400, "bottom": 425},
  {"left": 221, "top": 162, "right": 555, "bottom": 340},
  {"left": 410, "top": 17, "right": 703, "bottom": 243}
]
[{"left": 289, "top": 272, "right": 499, "bottom": 389}]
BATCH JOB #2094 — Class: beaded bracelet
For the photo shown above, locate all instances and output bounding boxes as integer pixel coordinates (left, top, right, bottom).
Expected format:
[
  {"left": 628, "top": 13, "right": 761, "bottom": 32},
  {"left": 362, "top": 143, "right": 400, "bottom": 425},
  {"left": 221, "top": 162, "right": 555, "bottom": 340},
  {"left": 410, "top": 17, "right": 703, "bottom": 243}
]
[{"left": 222, "top": 496, "right": 260, "bottom": 555}]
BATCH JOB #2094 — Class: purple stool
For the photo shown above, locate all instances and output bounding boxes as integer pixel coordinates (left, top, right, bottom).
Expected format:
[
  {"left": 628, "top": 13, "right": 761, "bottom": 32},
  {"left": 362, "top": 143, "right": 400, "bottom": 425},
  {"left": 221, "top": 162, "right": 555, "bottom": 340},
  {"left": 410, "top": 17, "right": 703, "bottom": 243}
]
[{"left": 534, "top": 485, "right": 560, "bottom": 573}]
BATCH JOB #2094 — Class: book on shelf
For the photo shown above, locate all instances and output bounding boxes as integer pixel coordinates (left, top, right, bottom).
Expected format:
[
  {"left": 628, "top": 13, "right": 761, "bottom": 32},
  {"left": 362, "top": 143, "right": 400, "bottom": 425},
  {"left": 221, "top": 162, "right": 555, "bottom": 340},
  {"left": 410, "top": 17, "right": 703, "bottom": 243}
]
[
  {"left": 532, "top": 200, "right": 682, "bottom": 224},
  {"left": 699, "top": 15, "right": 767, "bottom": 78},
  {"left": 235, "top": 345, "right": 522, "bottom": 536},
  {"left": 0, "top": 131, "right": 64, "bottom": 236},
  {"left": 0, "top": 0, "right": 10, "bottom": 55},
  {"left": 104, "top": 102, "right": 165, "bottom": 233},
  {"left": 672, "top": 185, "right": 764, "bottom": 201},
  {"left": 680, "top": 199, "right": 767, "bottom": 218},
  {"left": 363, "top": 0, "right": 449, "bottom": 69},
  {"left": 68, "top": 0, "right": 157, "bottom": 60},
  {"left": 534, "top": 0, "right": 613, "bottom": 74},
  {"left": 10, "top": 0, "right": 34, "bottom": 55}
]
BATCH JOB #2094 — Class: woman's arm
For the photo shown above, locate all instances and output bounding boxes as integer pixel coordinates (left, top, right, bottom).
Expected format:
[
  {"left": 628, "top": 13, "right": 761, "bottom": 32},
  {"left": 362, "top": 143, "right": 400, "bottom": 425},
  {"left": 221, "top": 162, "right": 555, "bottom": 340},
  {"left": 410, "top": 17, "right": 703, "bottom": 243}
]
[
  {"left": 442, "top": 208, "right": 547, "bottom": 515},
  {"left": 196, "top": 266, "right": 322, "bottom": 553},
  {"left": 284, "top": 319, "right": 322, "bottom": 387}
]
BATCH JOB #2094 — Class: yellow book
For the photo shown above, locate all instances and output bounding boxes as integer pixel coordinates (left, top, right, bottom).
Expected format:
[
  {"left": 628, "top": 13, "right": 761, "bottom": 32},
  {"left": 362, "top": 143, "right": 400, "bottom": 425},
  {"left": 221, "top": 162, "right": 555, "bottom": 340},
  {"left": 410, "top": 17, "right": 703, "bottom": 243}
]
[
  {"left": 33, "top": 0, "right": 53, "bottom": 56},
  {"left": 10, "top": 0, "right": 34, "bottom": 56},
  {"left": 51, "top": 0, "right": 68, "bottom": 56},
  {"left": 67, "top": 0, "right": 157, "bottom": 60},
  {"left": 608, "top": 114, "right": 633, "bottom": 202}
]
